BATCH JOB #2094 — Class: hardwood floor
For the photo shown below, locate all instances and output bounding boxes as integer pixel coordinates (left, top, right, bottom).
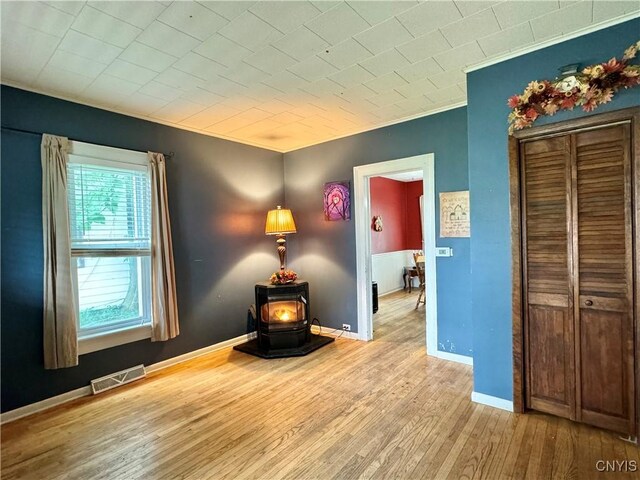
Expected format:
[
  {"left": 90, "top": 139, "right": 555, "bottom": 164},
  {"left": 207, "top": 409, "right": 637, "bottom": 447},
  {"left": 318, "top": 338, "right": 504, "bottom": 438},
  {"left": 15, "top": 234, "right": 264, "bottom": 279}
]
[{"left": 2, "top": 290, "right": 639, "bottom": 479}]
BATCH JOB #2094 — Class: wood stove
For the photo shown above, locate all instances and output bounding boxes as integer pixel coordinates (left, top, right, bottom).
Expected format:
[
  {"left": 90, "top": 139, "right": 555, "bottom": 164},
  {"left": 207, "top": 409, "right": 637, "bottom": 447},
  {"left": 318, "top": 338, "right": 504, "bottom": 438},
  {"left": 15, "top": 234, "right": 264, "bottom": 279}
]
[
  {"left": 256, "top": 281, "right": 309, "bottom": 349},
  {"left": 234, "top": 280, "right": 334, "bottom": 358}
]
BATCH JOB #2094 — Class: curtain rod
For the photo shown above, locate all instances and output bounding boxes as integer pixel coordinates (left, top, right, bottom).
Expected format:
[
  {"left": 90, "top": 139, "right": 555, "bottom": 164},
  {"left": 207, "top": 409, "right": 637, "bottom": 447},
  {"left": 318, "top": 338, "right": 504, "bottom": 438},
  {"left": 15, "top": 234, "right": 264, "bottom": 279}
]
[{"left": 1, "top": 126, "right": 175, "bottom": 159}]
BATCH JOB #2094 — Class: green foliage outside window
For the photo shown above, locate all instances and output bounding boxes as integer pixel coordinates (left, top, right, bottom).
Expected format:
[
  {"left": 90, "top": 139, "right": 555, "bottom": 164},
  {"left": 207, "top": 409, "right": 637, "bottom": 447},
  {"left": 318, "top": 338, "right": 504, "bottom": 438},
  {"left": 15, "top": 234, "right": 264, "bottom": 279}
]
[{"left": 71, "top": 167, "right": 142, "bottom": 329}]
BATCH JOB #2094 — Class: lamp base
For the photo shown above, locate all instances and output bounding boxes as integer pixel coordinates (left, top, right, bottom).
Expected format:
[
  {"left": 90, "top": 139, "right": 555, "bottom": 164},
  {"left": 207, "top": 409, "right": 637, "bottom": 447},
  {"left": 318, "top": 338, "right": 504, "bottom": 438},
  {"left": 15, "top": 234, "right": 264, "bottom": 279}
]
[{"left": 276, "top": 234, "right": 287, "bottom": 270}]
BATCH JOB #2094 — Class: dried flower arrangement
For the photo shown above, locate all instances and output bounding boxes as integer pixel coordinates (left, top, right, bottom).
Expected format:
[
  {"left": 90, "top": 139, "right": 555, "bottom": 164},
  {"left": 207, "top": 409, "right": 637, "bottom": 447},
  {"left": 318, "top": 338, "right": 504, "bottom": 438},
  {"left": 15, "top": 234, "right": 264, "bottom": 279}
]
[
  {"left": 270, "top": 269, "right": 298, "bottom": 285},
  {"left": 508, "top": 41, "right": 640, "bottom": 134}
]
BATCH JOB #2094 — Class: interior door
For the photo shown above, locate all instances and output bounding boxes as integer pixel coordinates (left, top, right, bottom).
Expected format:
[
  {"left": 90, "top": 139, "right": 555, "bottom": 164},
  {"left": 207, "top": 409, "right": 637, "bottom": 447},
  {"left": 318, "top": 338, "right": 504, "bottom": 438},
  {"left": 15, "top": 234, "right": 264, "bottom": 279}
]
[
  {"left": 522, "top": 135, "right": 576, "bottom": 420},
  {"left": 574, "top": 125, "right": 635, "bottom": 434}
]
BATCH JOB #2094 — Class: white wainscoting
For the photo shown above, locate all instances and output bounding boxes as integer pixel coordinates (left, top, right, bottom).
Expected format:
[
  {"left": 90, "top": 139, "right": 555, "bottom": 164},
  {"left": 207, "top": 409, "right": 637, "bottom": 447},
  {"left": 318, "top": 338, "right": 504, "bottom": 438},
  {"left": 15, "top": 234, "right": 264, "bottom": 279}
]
[{"left": 371, "top": 250, "right": 419, "bottom": 295}]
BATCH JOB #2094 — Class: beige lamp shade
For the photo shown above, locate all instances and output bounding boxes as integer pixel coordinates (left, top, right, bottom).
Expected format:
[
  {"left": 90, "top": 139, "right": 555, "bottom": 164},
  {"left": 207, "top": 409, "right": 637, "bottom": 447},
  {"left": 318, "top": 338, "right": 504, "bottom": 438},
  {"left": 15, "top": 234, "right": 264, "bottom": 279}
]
[{"left": 265, "top": 206, "right": 297, "bottom": 235}]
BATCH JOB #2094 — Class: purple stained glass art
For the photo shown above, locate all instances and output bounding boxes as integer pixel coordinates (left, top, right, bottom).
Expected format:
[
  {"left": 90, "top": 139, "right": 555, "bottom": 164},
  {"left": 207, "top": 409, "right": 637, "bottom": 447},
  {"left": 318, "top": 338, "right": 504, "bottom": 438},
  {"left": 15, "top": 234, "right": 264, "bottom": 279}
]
[{"left": 323, "top": 181, "right": 351, "bottom": 221}]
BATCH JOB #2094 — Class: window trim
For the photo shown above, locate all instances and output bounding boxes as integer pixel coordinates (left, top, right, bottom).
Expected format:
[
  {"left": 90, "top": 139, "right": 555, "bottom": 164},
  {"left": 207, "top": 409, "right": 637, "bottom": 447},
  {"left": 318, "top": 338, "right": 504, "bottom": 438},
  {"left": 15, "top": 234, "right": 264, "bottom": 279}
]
[
  {"left": 68, "top": 140, "right": 153, "bottom": 355},
  {"left": 78, "top": 324, "right": 152, "bottom": 355},
  {"left": 69, "top": 141, "right": 148, "bottom": 166}
]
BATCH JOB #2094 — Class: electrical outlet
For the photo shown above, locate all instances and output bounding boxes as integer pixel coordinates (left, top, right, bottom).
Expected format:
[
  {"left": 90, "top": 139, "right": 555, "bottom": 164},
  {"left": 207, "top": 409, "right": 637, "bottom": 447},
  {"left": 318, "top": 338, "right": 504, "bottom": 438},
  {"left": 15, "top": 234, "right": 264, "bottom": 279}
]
[{"left": 342, "top": 324, "right": 351, "bottom": 331}]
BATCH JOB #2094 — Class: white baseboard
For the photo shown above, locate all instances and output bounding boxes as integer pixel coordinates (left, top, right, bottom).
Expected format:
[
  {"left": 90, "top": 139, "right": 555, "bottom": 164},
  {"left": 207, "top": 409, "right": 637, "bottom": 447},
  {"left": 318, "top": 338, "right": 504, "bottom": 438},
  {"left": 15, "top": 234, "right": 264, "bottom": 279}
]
[
  {"left": 433, "top": 350, "right": 473, "bottom": 366},
  {"left": 146, "top": 331, "right": 256, "bottom": 373},
  {"left": 0, "top": 331, "right": 257, "bottom": 425},
  {"left": 378, "top": 287, "right": 406, "bottom": 297},
  {"left": 0, "top": 385, "right": 93, "bottom": 425},
  {"left": 471, "top": 391, "right": 514, "bottom": 412},
  {"left": 311, "top": 325, "right": 360, "bottom": 340}
]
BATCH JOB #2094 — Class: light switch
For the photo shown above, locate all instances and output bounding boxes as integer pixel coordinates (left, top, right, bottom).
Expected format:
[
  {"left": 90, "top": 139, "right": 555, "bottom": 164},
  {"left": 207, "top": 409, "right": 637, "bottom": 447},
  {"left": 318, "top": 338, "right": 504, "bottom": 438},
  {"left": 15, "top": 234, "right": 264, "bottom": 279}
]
[{"left": 436, "top": 247, "right": 453, "bottom": 257}]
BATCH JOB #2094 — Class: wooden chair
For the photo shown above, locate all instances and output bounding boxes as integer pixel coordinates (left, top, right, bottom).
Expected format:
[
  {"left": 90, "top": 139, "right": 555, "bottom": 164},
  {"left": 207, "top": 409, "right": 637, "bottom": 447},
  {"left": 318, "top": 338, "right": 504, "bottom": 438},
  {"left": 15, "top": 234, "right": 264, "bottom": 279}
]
[{"left": 413, "top": 252, "right": 426, "bottom": 309}]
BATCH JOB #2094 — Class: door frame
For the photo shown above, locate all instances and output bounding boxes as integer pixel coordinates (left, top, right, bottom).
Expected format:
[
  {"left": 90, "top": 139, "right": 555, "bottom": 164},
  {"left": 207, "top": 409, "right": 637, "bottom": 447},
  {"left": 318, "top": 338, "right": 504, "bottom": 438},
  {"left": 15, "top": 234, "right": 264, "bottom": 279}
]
[
  {"left": 509, "top": 107, "right": 640, "bottom": 434},
  {"left": 353, "top": 154, "right": 438, "bottom": 356}
]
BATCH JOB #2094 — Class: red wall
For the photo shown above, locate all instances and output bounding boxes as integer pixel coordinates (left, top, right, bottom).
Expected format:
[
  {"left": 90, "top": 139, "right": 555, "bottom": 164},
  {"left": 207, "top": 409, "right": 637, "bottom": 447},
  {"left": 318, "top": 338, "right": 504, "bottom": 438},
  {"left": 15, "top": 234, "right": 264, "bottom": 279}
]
[
  {"left": 370, "top": 177, "right": 406, "bottom": 254},
  {"left": 370, "top": 177, "right": 423, "bottom": 254}
]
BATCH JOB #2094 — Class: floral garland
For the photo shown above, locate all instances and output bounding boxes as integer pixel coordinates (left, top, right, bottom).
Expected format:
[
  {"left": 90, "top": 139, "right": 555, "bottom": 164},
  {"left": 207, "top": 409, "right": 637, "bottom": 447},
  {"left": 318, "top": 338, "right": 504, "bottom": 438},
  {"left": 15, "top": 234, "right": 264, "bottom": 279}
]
[{"left": 508, "top": 41, "right": 640, "bottom": 134}]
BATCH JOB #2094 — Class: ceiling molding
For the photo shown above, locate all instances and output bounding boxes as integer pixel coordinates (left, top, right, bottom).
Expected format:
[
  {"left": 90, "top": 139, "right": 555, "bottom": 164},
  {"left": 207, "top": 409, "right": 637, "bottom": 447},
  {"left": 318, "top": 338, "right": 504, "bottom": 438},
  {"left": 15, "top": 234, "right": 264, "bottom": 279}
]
[
  {"left": 284, "top": 101, "right": 468, "bottom": 152},
  {"left": 0, "top": 80, "right": 286, "bottom": 153},
  {"left": 2, "top": 2, "right": 638, "bottom": 153},
  {"left": 465, "top": 11, "right": 640, "bottom": 74},
  {"left": 2, "top": 79, "right": 466, "bottom": 153}
]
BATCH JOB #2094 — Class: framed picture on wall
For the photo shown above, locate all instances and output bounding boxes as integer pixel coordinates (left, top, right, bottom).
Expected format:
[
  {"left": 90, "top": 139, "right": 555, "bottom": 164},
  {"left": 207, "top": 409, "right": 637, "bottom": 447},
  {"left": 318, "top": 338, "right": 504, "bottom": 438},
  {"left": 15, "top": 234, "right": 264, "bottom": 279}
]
[
  {"left": 323, "top": 181, "right": 351, "bottom": 221},
  {"left": 439, "top": 190, "right": 470, "bottom": 237}
]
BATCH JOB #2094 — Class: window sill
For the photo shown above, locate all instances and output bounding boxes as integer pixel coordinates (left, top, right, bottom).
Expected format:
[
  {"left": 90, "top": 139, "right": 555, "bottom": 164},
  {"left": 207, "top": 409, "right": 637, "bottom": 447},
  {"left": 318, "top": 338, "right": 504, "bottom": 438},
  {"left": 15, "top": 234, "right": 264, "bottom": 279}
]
[{"left": 79, "top": 324, "right": 152, "bottom": 355}]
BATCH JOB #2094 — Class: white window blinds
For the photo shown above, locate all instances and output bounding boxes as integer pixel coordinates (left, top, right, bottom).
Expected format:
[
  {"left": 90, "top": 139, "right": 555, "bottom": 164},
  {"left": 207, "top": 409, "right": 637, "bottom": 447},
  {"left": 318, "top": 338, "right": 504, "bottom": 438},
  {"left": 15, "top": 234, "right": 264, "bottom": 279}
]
[{"left": 67, "top": 163, "right": 151, "bottom": 254}]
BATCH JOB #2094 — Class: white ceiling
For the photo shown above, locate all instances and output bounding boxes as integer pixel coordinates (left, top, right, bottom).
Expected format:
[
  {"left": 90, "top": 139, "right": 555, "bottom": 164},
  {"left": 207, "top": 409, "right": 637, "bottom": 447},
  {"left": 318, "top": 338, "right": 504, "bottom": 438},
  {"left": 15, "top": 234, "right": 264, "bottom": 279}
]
[
  {"left": 380, "top": 170, "right": 423, "bottom": 182},
  {"left": 1, "top": 1, "right": 638, "bottom": 153}
]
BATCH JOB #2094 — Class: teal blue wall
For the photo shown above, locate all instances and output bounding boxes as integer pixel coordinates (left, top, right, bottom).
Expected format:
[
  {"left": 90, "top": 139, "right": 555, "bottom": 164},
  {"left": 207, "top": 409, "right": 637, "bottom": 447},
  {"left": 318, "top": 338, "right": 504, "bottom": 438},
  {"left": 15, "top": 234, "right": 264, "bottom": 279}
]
[
  {"left": 467, "top": 19, "right": 640, "bottom": 401},
  {"left": 3, "top": 19, "right": 638, "bottom": 413},
  {"left": 283, "top": 107, "right": 472, "bottom": 357},
  {"left": 1, "top": 86, "right": 283, "bottom": 412}
]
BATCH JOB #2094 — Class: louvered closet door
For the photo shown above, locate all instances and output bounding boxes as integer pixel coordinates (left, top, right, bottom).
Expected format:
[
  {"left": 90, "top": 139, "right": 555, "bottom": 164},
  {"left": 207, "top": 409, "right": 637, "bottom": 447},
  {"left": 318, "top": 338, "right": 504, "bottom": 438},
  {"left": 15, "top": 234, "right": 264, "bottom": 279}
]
[
  {"left": 522, "top": 135, "right": 576, "bottom": 420},
  {"left": 574, "top": 125, "right": 635, "bottom": 434}
]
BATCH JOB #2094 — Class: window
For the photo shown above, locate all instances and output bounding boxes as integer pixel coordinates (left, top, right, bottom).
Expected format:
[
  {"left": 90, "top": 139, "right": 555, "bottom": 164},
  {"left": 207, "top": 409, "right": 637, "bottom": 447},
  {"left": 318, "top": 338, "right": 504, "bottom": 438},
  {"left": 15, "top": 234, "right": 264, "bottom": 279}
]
[{"left": 67, "top": 142, "right": 152, "bottom": 353}]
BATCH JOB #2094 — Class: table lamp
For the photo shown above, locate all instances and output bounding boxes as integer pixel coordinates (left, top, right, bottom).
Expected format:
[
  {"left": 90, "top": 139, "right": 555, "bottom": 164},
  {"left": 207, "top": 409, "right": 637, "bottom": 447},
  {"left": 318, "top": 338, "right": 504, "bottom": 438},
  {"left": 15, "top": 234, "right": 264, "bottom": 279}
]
[{"left": 265, "top": 205, "right": 297, "bottom": 271}]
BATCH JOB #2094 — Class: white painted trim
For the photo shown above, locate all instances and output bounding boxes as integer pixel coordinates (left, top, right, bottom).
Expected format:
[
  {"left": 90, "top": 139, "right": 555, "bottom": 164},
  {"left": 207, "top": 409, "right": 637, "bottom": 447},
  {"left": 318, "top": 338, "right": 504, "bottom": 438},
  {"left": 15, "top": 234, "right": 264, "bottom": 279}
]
[
  {"left": 0, "top": 332, "right": 257, "bottom": 424},
  {"left": 68, "top": 154, "right": 148, "bottom": 173},
  {"left": 5, "top": 11, "right": 637, "bottom": 156},
  {"left": 6, "top": 13, "right": 636, "bottom": 156},
  {"left": 69, "top": 140, "right": 148, "bottom": 165},
  {"left": 0, "top": 386, "right": 93, "bottom": 425},
  {"left": 378, "top": 287, "right": 406, "bottom": 297},
  {"left": 354, "top": 167, "right": 374, "bottom": 342},
  {"left": 465, "top": 12, "right": 640, "bottom": 73},
  {"left": 1, "top": 79, "right": 466, "bottom": 154},
  {"left": 0, "top": 80, "right": 284, "bottom": 153},
  {"left": 289, "top": 102, "right": 468, "bottom": 152},
  {"left": 471, "top": 391, "right": 514, "bottom": 412},
  {"left": 145, "top": 332, "right": 256, "bottom": 373},
  {"left": 79, "top": 325, "right": 152, "bottom": 355},
  {"left": 354, "top": 154, "right": 438, "bottom": 355},
  {"left": 435, "top": 350, "right": 473, "bottom": 366},
  {"left": 370, "top": 250, "right": 410, "bottom": 258},
  {"left": 310, "top": 325, "right": 360, "bottom": 340}
]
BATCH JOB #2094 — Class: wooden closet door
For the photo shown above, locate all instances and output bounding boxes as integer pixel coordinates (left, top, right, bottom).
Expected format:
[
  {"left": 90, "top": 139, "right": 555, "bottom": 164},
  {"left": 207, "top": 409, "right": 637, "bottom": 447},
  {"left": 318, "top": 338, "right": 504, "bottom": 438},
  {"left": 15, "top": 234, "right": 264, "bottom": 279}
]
[
  {"left": 574, "top": 125, "right": 635, "bottom": 434},
  {"left": 522, "top": 135, "right": 576, "bottom": 420}
]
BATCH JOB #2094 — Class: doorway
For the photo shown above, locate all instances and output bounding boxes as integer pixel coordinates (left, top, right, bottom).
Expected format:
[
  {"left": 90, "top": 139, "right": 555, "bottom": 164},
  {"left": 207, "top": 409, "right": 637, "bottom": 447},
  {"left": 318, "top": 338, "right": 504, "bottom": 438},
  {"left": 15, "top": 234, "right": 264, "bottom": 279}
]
[
  {"left": 369, "top": 170, "right": 424, "bottom": 298},
  {"left": 354, "top": 154, "right": 438, "bottom": 356}
]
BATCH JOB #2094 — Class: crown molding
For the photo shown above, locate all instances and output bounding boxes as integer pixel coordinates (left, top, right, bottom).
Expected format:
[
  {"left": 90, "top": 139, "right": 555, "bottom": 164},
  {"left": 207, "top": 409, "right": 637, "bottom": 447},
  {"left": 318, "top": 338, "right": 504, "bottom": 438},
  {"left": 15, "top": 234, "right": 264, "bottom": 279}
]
[
  {"left": 284, "top": 101, "right": 468, "bottom": 153},
  {"left": 0, "top": 80, "right": 286, "bottom": 153},
  {"left": 465, "top": 11, "right": 640, "bottom": 74},
  {"left": 2, "top": 80, "right": 467, "bottom": 154},
  {"left": 2, "top": 12, "right": 638, "bottom": 154}
]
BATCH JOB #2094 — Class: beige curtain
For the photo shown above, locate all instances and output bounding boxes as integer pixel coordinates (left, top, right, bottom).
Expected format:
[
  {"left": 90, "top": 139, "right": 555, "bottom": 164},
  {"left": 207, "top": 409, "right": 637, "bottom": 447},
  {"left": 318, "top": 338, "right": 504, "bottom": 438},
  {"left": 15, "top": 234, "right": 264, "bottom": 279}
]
[
  {"left": 42, "top": 134, "right": 78, "bottom": 369},
  {"left": 148, "top": 152, "right": 180, "bottom": 341}
]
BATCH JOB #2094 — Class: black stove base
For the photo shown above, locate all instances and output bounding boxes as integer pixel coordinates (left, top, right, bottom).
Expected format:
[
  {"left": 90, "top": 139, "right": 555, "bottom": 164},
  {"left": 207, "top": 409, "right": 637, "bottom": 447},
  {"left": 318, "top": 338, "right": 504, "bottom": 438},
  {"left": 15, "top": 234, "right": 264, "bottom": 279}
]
[{"left": 233, "top": 334, "right": 334, "bottom": 359}]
